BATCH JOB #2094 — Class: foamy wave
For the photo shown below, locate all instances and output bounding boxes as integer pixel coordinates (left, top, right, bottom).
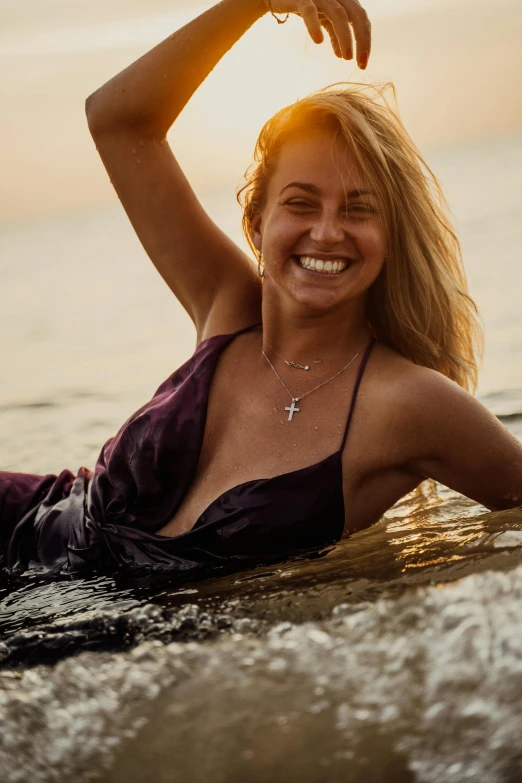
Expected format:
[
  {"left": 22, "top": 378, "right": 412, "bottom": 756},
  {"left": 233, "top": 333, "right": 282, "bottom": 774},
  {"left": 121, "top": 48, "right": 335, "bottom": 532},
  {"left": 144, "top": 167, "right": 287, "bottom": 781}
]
[{"left": 1, "top": 564, "right": 522, "bottom": 782}]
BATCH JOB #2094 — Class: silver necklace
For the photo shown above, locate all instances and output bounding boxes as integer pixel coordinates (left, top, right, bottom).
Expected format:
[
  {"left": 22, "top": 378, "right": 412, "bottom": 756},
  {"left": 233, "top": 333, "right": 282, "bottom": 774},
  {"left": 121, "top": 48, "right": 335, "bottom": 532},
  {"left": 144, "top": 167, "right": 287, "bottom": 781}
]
[
  {"left": 263, "top": 341, "right": 315, "bottom": 371},
  {"left": 262, "top": 342, "right": 367, "bottom": 422}
]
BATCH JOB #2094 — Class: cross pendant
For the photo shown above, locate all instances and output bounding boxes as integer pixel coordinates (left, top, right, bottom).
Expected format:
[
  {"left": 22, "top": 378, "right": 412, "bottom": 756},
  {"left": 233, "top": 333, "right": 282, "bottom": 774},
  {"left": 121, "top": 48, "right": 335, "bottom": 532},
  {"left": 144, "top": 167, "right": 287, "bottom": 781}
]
[{"left": 285, "top": 398, "right": 300, "bottom": 422}]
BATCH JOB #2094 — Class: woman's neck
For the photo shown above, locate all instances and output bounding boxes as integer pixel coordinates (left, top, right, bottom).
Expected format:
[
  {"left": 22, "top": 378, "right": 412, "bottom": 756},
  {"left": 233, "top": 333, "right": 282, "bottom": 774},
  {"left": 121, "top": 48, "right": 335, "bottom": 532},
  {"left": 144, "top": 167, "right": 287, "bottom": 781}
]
[{"left": 260, "top": 297, "right": 372, "bottom": 368}]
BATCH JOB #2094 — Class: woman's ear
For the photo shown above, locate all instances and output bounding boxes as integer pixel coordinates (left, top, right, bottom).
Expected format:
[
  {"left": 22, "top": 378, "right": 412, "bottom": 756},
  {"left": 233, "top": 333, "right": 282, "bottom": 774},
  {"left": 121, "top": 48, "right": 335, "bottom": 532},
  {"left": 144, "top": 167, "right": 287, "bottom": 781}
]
[{"left": 250, "top": 213, "right": 263, "bottom": 254}]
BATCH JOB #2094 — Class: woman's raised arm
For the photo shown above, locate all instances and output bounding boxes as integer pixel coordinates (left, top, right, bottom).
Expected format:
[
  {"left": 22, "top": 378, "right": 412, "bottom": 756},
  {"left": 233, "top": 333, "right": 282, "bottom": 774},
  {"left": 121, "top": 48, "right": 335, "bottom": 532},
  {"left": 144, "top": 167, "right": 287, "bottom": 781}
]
[{"left": 85, "top": 0, "right": 371, "bottom": 342}]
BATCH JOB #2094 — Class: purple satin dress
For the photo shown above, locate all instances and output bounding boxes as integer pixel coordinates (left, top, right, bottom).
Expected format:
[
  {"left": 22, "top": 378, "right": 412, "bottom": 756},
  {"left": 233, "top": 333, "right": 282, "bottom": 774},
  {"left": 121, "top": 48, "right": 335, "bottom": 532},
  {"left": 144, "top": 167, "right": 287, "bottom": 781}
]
[{"left": 0, "top": 325, "right": 375, "bottom": 575}]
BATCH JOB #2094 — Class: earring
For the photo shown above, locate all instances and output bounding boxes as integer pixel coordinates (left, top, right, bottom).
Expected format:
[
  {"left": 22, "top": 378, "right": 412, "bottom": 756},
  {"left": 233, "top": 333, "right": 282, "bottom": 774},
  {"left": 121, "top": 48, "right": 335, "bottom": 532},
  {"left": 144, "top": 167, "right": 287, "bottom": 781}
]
[{"left": 257, "top": 251, "right": 265, "bottom": 279}]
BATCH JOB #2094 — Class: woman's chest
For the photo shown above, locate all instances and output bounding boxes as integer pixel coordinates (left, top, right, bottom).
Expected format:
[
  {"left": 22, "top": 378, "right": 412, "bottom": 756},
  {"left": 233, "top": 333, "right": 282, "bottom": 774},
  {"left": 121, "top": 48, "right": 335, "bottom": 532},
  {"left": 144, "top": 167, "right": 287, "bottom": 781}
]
[
  {"left": 157, "top": 363, "right": 359, "bottom": 536},
  {"left": 155, "top": 338, "right": 421, "bottom": 540}
]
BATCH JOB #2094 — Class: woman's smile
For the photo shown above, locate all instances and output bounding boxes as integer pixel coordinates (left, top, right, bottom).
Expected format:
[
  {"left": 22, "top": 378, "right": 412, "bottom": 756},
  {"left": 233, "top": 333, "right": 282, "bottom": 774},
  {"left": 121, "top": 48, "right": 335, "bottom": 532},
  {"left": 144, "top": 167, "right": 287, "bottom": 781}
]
[{"left": 294, "top": 255, "right": 351, "bottom": 275}]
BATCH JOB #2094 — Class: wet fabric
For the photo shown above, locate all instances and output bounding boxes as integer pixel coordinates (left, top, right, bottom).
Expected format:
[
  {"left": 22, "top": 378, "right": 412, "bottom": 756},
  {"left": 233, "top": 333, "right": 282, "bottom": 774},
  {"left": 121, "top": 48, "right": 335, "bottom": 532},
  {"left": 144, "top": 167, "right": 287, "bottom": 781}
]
[{"left": 0, "top": 325, "right": 375, "bottom": 575}]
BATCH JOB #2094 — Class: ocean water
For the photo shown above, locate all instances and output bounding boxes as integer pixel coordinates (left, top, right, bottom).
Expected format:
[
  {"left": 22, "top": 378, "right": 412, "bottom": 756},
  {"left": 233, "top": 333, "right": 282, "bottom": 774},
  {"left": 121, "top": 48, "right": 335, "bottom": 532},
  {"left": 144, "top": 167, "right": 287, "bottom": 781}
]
[{"left": 1, "top": 129, "right": 522, "bottom": 779}]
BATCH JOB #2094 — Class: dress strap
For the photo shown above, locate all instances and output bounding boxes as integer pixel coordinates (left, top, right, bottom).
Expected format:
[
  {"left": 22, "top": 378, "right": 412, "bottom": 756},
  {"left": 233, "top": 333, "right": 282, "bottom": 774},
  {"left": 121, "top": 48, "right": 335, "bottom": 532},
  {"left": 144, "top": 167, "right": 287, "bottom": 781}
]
[
  {"left": 239, "top": 321, "right": 263, "bottom": 336},
  {"left": 223, "top": 321, "right": 263, "bottom": 341},
  {"left": 339, "top": 338, "right": 376, "bottom": 453},
  {"left": 197, "top": 321, "right": 262, "bottom": 353}
]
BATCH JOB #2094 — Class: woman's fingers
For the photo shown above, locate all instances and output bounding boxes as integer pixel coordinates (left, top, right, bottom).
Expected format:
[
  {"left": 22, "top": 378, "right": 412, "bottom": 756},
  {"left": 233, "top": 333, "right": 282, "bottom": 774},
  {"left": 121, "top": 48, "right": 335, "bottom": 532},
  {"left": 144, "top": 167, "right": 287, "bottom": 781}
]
[
  {"left": 319, "top": 16, "right": 343, "bottom": 59},
  {"left": 272, "top": 0, "right": 371, "bottom": 67},
  {"left": 316, "top": 0, "right": 353, "bottom": 60},
  {"left": 298, "top": 0, "right": 325, "bottom": 45},
  {"left": 343, "top": 0, "right": 372, "bottom": 68}
]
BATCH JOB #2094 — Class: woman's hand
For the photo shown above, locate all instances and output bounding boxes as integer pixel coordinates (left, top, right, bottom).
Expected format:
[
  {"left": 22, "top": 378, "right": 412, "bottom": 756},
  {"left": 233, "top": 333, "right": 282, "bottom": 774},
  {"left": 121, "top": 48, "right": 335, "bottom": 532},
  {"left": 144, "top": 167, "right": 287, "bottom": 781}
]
[{"left": 264, "top": 0, "right": 371, "bottom": 68}]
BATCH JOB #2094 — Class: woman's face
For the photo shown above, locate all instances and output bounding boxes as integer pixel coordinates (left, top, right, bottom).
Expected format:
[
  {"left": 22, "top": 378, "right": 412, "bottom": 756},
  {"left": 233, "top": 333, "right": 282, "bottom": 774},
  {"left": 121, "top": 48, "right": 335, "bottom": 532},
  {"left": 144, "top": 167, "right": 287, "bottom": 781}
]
[{"left": 251, "top": 126, "right": 386, "bottom": 314}]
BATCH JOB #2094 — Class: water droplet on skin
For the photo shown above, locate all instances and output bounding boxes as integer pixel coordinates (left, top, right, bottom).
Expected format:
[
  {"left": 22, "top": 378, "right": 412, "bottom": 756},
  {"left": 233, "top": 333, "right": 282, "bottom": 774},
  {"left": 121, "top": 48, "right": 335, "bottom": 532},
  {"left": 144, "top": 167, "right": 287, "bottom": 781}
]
[
  {"left": 136, "top": 159, "right": 141, "bottom": 164},
  {"left": 246, "top": 425, "right": 250, "bottom": 429},
  {"left": 314, "top": 426, "right": 319, "bottom": 431},
  {"left": 131, "top": 148, "right": 136, "bottom": 154}
]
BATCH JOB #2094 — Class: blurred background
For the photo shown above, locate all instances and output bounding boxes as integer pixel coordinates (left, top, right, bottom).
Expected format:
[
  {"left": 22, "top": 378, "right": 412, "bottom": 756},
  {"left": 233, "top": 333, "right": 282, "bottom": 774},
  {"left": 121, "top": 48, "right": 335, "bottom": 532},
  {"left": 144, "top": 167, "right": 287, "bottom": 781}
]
[{"left": 1, "top": 0, "right": 521, "bottom": 474}]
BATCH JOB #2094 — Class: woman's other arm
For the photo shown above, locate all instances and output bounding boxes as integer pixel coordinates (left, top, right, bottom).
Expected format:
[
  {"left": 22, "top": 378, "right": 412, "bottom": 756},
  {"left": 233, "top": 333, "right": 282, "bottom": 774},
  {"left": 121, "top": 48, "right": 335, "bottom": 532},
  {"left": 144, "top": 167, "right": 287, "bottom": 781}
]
[
  {"left": 409, "top": 373, "right": 522, "bottom": 511},
  {"left": 85, "top": 0, "right": 371, "bottom": 343}
]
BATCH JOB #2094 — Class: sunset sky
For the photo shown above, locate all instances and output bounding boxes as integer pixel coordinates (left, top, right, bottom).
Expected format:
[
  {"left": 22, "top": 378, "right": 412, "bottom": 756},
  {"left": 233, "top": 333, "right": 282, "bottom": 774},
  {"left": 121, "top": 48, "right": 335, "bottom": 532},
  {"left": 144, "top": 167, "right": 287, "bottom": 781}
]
[{"left": 1, "top": 0, "right": 521, "bottom": 226}]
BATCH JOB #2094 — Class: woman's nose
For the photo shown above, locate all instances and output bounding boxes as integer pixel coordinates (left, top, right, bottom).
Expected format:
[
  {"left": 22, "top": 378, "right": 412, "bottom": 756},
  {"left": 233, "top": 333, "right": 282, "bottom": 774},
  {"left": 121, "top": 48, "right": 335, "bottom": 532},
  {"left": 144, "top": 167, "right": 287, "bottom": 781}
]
[{"left": 309, "top": 213, "right": 345, "bottom": 246}]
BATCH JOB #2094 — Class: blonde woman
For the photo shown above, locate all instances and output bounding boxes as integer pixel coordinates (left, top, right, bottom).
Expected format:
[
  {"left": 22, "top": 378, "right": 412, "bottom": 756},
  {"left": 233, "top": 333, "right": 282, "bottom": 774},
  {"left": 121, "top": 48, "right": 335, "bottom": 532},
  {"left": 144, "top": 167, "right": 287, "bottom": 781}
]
[{"left": 1, "top": 0, "right": 521, "bottom": 575}]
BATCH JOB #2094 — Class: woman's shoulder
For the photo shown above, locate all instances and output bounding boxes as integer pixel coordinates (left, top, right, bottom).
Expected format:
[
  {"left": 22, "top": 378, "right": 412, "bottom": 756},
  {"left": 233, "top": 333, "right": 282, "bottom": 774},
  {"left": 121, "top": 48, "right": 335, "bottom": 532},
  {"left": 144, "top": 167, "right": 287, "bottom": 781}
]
[
  {"left": 351, "top": 342, "right": 482, "bottom": 481},
  {"left": 194, "top": 287, "right": 262, "bottom": 347},
  {"left": 369, "top": 341, "right": 464, "bottom": 390},
  {"left": 364, "top": 341, "right": 473, "bottom": 427}
]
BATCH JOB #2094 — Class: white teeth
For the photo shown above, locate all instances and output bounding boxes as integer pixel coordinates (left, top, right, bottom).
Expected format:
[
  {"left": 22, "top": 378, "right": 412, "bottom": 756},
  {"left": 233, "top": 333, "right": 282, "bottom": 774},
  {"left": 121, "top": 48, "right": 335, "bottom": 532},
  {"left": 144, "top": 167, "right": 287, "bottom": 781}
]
[{"left": 298, "top": 256, "right": 347, "bottom": 274}]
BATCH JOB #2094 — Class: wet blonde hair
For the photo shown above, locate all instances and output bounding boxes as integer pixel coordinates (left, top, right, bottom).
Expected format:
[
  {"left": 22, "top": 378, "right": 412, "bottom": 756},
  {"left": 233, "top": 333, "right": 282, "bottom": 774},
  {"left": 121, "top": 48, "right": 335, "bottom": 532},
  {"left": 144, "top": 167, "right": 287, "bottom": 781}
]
[{"left": 237, "top": 83, "right": 482, "bottom": 392}]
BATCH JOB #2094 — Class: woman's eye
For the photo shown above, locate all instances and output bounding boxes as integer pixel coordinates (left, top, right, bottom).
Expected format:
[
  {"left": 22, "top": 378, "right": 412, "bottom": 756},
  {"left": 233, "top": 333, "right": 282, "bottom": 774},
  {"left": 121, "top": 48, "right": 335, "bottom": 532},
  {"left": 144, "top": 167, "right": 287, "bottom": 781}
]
[
  {"left": 345, "top": 204, "right": 376, "bottom": 215},
  {"left": 285, "top": 200, "right": 314, "bottom": 208},
  {"left": 282, "top": 200, "right": 377, "bottom": 216}
]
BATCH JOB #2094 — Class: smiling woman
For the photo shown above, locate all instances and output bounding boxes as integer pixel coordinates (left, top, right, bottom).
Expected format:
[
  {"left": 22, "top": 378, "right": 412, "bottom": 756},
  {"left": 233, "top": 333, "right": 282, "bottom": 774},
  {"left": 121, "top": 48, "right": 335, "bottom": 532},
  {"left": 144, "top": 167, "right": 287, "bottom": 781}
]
[
  {"left": 239, "top": 90, "right": 480, "bottom": 388},
  {"left": 1, "top": 0, "right": 522, "bottom": 576}
]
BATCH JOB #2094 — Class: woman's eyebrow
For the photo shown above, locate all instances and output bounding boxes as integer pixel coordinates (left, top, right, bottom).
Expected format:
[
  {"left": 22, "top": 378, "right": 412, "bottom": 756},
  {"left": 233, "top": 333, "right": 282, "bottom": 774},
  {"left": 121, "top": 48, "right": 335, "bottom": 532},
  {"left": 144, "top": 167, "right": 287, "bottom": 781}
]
[{"left": 279, "top": 182, "right": 375, "bottom": 198}]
